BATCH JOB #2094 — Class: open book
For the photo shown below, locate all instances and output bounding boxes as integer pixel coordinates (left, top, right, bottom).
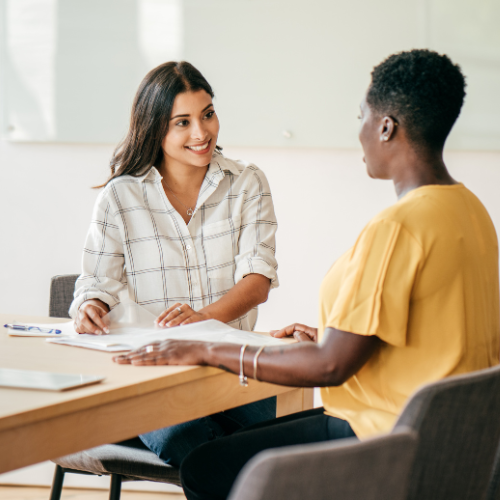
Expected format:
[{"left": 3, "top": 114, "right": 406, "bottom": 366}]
[{"left": 47, "top": 302, "right": 285, "bottom": 352}]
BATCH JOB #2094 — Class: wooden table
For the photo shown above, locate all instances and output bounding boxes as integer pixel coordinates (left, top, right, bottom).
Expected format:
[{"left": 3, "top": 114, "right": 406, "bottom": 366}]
[{"left": 0, "top": 314, "right": 313, "bottom": 474}]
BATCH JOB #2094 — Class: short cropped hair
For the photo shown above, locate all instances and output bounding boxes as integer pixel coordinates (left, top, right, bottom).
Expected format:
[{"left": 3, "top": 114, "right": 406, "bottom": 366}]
[{"left": 367, "top": 49, "right": 466, "bottom": 149}]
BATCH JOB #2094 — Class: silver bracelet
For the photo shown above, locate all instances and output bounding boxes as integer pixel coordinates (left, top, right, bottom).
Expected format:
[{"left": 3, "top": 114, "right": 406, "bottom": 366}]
[
  {"left": 239, "top": 344, "right": 249, "bottom": 387},
  {"left": 253, "top": 345, "right": 266, "bottom": 381}
]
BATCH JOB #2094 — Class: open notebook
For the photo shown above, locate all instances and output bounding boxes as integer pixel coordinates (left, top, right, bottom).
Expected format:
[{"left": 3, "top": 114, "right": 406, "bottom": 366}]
[{"left": 47, "top": 302, "right": 285, "bottom": 352}]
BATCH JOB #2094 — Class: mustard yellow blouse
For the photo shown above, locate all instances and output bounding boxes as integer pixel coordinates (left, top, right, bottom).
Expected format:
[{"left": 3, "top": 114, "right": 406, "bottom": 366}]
[{"left": 319, "top": 184, "right": 499, "bottom": 438}]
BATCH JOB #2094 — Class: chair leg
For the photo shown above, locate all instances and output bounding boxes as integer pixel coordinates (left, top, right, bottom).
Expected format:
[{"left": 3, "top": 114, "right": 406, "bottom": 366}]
[
  {"left": 109, "top": 474, "right": 122, "bottom": 500},
  {"left": 49, "top": 465, "right": 65, "bottom": 500}
]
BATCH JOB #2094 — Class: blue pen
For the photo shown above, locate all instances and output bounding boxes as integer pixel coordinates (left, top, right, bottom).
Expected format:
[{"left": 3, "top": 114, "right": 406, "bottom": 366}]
[{"left": 4, "top": 324, "right": 63, "bottom": 334}]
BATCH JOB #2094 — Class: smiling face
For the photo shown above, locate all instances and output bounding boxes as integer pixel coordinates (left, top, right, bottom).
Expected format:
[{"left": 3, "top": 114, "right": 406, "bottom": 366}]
[{"left": 162, "top": 90, "right": 220, "bottom": 170}]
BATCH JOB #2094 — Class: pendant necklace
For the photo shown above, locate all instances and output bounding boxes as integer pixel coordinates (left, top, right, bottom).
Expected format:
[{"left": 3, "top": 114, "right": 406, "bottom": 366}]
[{"left": 163, "top": 181, "right": 195, "bottom": 217}]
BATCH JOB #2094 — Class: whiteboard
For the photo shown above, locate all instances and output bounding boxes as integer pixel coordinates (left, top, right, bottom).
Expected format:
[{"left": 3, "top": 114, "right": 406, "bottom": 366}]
[{"left": 0, "top": 0, "right": 499, "bottom": 150}]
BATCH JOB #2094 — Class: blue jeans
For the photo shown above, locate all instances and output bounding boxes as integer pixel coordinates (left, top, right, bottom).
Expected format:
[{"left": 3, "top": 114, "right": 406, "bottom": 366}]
[{"left": 139, "top": 396, "right": 276, "bottom": 467}]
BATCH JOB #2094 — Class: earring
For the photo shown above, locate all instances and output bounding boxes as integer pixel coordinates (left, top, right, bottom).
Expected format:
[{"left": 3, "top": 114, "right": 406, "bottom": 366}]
[{"left": 383, "top": 136, "right": 389, "bottom": 141}]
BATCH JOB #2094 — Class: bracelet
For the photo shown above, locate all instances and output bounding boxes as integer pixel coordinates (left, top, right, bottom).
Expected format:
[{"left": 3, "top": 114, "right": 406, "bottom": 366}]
[
  {"left": 239, "top": 344, "right": 249, "bottom": 387},
  {"left": 253, "top": 346, "right": 266, "bottom": 381}
]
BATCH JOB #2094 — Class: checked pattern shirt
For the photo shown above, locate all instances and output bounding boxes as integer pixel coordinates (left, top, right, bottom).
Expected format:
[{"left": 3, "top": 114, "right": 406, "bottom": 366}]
[{"left": 69, "top": 153, "right": 279, "bottom": 331}]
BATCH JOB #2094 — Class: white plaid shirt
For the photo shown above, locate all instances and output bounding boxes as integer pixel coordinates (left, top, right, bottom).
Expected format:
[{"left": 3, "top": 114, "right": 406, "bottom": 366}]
[{"left": 69, "top": 152, "right": 279, "bottom": 330}]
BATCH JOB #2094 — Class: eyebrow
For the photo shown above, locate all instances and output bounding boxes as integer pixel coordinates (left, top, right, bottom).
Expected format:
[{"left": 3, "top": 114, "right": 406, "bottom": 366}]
[{"left": 171, "top": 103, "right": 214, "bottom": 120}]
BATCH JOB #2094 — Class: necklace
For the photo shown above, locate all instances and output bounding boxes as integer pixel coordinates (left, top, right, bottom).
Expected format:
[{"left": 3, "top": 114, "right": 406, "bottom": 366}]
[{"left": 162, "top": 181, "right": 195, "bottom": 217}]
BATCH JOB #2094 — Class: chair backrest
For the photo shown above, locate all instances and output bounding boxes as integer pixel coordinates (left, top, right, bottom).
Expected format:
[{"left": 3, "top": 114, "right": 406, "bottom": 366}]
[
  {"left": 487, "top": 442, "right": 500, "bottom": 500},
  {"left": 228, "top": 429, "right": 418, "bottom": 500},
  {"left": 49, "top": 274, "right": 80, "bottom": 318},
  {"left": 394, "top": 365, "right": 500, "bottom": 500}
]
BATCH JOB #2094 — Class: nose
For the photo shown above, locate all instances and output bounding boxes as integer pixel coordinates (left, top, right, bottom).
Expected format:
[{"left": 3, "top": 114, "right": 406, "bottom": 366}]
[{"left": 190, "top": 119, "right": 208, "bottom": 141}]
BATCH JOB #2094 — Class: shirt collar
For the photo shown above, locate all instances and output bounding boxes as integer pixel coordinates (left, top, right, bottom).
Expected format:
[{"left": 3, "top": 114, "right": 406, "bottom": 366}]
[
  {"left": 210, "top": 151, "right": 241, "bottom": 176},
  {"left": 140, "top": 151, "right": 240, "bottom": 183}
]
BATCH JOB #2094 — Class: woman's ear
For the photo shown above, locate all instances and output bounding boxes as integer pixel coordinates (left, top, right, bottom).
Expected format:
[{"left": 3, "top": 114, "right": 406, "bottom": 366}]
[{"left": 380, "top": 116, "right": 397, "bottom": 143}]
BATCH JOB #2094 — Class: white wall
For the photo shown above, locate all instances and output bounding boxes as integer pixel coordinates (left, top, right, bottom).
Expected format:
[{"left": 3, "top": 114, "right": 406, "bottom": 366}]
[
  {"left": 4, "top": 0, "right": 500, "bottom": 150},
  {"left": 1, "top": 141, "right": 499, "bottom": 489}
]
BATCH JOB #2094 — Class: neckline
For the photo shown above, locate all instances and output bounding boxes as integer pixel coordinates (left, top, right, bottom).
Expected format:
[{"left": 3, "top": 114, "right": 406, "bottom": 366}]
[{"left": 399, "top": 182, "right": 464, "bottom": 200}]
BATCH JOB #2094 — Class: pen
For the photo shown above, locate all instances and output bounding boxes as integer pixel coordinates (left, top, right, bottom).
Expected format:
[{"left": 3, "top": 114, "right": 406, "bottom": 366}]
[{"left": 4, "top": 324, "right": 63, "bottom": 334}]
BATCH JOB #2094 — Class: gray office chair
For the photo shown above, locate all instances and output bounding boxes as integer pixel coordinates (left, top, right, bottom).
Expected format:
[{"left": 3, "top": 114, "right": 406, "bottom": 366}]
[
  {"left": 393, "top": 364, "right": 500, "bottom": 500},
  {"left": 487, "top": 442, "right": 500, "bottom": 500},
  {"left": 48, "top": 274, "right": 180, "bottom": 500},
  {"left": 229, "top": 365, "right": 500, "bottom": 500},
  {"left": 48, "top": 274, "right": 81, "bottom": 318},
  {"left": 228, "top": 429, "right": 418, "bottom": 500}
]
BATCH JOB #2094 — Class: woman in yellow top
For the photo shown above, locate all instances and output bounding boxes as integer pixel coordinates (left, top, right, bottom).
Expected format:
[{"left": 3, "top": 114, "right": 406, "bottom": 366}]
[{"left": 115, "top": 49, "right": 500, "bottom": 500}]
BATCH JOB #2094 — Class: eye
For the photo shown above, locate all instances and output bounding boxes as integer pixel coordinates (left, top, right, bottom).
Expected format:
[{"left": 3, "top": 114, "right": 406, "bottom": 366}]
[
  {"left": 176, "top": 119, "right": 189, "bottom": 127},
  {"left": 204, "top": 110, "right": 215, "bottom": 119}
]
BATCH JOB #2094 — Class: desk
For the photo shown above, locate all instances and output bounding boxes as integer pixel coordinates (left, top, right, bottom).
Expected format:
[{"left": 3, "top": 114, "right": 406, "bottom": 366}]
[{"left": 0, "top": 314, "right": 313, "bottom": 474}]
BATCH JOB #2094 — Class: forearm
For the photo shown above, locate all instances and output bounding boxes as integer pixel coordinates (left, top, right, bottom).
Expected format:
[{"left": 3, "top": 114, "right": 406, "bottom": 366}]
[
  {"left": 204, "top": 341, "right": 343, "bottom": 387},
  {"left": 199, "top": 273, "right": 270, "bottom": 324},
  {"left": 115, "top": 327, "right": 379, "bottom": 386}
]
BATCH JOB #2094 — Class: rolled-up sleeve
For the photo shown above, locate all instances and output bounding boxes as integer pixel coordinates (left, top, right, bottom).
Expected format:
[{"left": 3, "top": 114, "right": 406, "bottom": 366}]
[
  {"left": 234, "top": 167, "right": 279, "bottom": 289},
  {"left": 69, "top": 191, "right": 127, "bottom": 318}
]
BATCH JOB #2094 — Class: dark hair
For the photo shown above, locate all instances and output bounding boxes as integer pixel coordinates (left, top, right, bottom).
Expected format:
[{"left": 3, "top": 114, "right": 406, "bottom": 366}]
[
  {"left": 101, "top": 61, "right": 215, "bottom": 186},
  {"left": 366, "top": 49, "right": 466, "bottom": 149}
]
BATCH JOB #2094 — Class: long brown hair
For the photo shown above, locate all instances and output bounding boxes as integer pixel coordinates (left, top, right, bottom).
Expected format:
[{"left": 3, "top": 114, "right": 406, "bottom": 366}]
[{"left": 100, "top": 61, "right": 215, "bottom": 187}]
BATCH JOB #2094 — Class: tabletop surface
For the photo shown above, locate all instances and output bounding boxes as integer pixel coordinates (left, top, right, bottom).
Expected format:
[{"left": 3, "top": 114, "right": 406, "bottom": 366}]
[{"left": 0, "top": 313, "right": 248, "bottom": 433}]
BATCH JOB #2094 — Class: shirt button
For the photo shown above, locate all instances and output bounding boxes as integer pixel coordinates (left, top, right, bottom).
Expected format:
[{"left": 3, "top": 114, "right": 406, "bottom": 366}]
[{"left": 186, "top": 245, "right": 192, "bottom": 250}]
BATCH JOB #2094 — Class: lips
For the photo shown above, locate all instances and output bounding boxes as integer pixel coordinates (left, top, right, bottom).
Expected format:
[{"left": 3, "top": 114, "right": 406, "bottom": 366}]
[{"left": 186, "top": 139, "right": 211, "bottom": 154}]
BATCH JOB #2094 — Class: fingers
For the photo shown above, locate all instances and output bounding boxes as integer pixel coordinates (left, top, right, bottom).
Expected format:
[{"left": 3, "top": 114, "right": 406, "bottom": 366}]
[
  {"left": 131, "top": 341, "right": 162, "bottom": 355},
  {"left": 155, "top": 303, "right": 182, "bottom": 325},
  {"left": 156, "top": 304, "right": 195, "bottom": 328},
  {"left": 179, "top": 316, "right": 200, "bottom": 326},
  {"left": 76, "top": 305, "right": 109, "bottom": 335},
  {"left": 113, "top": 341, "right": 164, "bottom": 365},
  {"left": 271, "top": 324, "right": 301, "bottom": 338},
  {"left": 113, "top": 350, "right": 169, "bottom": 366},
  {"left": 271, "top": 324, "right": 317, "bottom": 341},
  {"left": 87, "top": 306, "right": 110, "bottom": 334},
  {"left": 113, "top": 354, "right": 131, "bottom": 364},
  {"left": 112, "top": 340, "right": 206, "bottom": 367},
  {"left": 293, "top": 330, "right": 314, "bottom": 343}
]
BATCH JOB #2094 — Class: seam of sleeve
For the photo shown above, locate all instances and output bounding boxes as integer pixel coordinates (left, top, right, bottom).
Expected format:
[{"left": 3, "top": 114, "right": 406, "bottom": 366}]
[
  {"left": 327, "top": 220, "right": 402, "bottom": 336},
  {"left": 235, "top": 257, "right": 279, "bottom": 283}
]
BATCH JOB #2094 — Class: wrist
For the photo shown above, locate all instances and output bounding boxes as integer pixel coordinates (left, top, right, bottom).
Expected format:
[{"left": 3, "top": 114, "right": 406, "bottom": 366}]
[
  {"left": 81, "top": 299, "right": 109, "bottom": 313},
  {"left": 201, "top": 342, "right": 216, "bottom": 365},
  {"left": 198, "top": 308, "right": 214, "bottom": 321}
]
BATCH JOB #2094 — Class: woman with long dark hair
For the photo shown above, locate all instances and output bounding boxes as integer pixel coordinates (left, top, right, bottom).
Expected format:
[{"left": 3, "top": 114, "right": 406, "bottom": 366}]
[
  {"left": 70, "top": 62, "right": 279, "bottom": 465},
  {"left": 115, "top": 50, "right": 499, "bottom": 500}
]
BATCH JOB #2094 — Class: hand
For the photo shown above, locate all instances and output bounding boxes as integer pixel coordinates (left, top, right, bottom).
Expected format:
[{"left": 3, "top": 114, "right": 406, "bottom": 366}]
[
  {"left": 271, "top": 323, "right": 318, "bottom": 343},
  {"left": 113, "top": 339, "right": 208, "bottom": 366},
  {"left": 74, "top": 299, "right": 110, "bottom": 335},
  {"left": 155, "top": 303, "right": 209, "bottom": 328}
]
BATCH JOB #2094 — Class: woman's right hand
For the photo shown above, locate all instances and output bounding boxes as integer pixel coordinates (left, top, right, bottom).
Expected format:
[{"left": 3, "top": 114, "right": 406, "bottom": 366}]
[
  {"left": 270, "top": 323, "right": 318, "bottom": 343},
  {"left": 74, "top": 299, "right": 110, "bottom": 335}
]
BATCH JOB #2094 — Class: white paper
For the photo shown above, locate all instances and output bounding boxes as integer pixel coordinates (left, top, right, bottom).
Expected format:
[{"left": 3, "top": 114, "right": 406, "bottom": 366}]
[{"left": 47, "top": 302, "right": 285, "bottom": 352}]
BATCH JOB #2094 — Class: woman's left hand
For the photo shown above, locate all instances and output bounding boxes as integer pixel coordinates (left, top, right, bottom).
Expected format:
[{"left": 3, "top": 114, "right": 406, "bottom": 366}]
[
  {"left": 155, "top": 303, "right": 209, "bottom": 328},
  {"left": 271, "top": 323, "right": 318, "bottom": 343},
  {"left": 113, "top": 339, "right": 208, "bottom": 366}
]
